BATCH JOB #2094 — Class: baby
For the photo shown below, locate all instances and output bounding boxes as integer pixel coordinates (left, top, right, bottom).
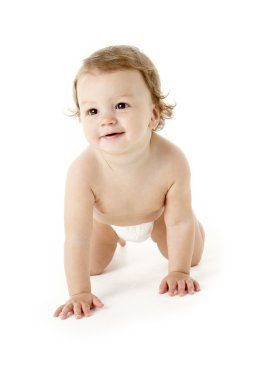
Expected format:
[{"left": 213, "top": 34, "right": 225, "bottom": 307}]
[{"left": 54, "top": 45, "right": 205, "bottom": 320}]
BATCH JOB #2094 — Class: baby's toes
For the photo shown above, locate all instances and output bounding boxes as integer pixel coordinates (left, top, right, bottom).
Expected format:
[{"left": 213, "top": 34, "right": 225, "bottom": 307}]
[{"left": 118, "top": 238, "right": 126, "bottom": 247}]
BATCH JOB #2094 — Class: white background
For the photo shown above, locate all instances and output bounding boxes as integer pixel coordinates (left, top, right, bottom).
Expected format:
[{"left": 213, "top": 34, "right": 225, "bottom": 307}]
[{"left": 0, "top": 0, "right": 252, "bottom": 379}]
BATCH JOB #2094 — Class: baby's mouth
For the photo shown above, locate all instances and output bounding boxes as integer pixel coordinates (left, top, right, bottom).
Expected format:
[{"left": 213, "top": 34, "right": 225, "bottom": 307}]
[
  {"left": 107, "top": 132, "right": 122, "bottom": 136},
  {"left": 103, "top": 132, "right": 125, "bottom": 138}
]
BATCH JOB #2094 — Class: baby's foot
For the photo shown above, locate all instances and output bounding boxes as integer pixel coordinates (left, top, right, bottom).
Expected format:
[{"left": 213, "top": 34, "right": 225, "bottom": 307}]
[{"left": 118, "top": 238, "right": 126, "bottom": 247}]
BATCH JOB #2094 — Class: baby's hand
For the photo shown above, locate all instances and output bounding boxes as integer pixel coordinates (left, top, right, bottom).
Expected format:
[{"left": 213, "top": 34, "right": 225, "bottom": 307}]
[
  {"left": 159, "top": 271, "right": 200, "bottom": 296},
  {"left": 53, "top": 292, "right": 104, "bottom": 319}
]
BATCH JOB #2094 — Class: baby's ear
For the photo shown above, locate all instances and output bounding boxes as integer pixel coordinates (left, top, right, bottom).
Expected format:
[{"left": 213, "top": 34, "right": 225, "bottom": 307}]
[
  {"left": 152, "top": 104, "right": 160, "bottom": 120},
  {"left": 150, "top": 104, "right": 160, "bottom": 129}
]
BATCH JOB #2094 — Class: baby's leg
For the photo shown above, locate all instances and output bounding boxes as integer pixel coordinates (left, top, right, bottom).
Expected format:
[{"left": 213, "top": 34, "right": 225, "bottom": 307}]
[
  {"left": 89, "top": 219, "right": 122, "bottom": 275},
  {"left": 151, "top": 212, "right": 205, "bottom": 267}
]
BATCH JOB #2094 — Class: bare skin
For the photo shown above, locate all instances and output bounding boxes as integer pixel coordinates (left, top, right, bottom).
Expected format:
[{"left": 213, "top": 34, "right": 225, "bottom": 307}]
[{"left": 54, "top": 70, "right": 205, "bottom": 319}]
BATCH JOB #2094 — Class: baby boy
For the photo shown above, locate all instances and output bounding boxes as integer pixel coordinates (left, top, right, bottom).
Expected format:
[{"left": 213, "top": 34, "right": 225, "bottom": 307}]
[{"left": 54, "top": 45, "right": 205, "bottom": 319}]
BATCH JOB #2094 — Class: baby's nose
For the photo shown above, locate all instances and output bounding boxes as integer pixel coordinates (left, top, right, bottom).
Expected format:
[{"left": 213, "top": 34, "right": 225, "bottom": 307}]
[{"left": 100, "top": 113, "right": 117, "bottom": 126}]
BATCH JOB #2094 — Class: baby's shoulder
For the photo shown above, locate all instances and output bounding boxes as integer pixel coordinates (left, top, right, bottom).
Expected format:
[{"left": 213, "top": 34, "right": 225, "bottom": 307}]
[
  {"left": 154, "top": 134, "right": 189, "bottom": 164},
  {"left": 153, "top": 134, "right": 191, "bottom": 178},
  {"left": 66, "top": 147, "right": 98, "bottom": 184}
]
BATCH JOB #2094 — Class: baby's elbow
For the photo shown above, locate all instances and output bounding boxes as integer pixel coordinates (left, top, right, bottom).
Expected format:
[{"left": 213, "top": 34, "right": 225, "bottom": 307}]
[{"left": 165, "top": 211, "right": 195, "bottom": 228}]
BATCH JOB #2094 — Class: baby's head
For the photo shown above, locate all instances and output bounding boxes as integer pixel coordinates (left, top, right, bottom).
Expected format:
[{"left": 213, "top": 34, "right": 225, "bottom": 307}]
[{"left": 71, "top": 45, "right": 175, "bottom": 131}]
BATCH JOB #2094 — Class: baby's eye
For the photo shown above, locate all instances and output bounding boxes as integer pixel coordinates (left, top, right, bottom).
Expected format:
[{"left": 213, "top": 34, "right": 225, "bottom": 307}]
[
  {"left": 87, "top": 108, "right": 98, "bottom": 116},
  {"left": 115, "top": 102, "right": 129, "bottom": 110}
]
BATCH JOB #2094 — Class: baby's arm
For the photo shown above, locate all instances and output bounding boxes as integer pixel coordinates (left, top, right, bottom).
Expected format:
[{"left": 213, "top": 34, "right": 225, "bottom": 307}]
[
  {"left": 63, "top": 160, "right": 94, "bottom": 295},
  {"left": 164, "top": 153, "right": 194, "bottom": 274},
  {"left": 160, "top": 150, "right": 199, "bottom": 295},
  {"left": 54, "top": 159, "right": 103, "bottom": 319}
]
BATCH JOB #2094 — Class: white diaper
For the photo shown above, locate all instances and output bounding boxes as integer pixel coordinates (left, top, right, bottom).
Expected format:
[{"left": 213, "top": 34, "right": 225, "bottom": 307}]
[{"left": 111, "top": 221, "right": 154, "bottom": 243}]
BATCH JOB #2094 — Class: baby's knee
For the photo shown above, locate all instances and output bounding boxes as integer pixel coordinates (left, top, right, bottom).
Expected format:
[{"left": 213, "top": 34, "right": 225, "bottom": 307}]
[
  {"left": 191, "top": 246, "right": 203, "bottom": 267},
  {"left": 191, "top": 257, "right": 201, "bottom": 267},
  {"left": 90, "top": 269, "right": 104, "bottom": 276},
  {"left": 198, "top": 221, "right": 205, "bottom": 245}
]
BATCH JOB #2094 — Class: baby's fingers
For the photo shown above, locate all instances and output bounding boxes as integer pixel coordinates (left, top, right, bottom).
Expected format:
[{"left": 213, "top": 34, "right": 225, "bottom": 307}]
[
  {"left": 193, "top": 280, "right": 200, "bottom": 292},
  {"left": 168, "top": 281, "right": 177, "bottom": 296},
  {"left": 159, "top": 277, "right": 169, "bottom": 294},
  {"left": 185, "top": 279, "right": 200, "bottom": 294},
  {"left": 92, "top": 295, "right": 104, "bottom": 308},
  {"left": 73, "top": 303, "right": 83, "bottom": 319},
  {"left": 54, "top": 305, "right": 65, "bottom": 317},
  {"left": 177, "top": 280, "right": 186, "bottom": 296},
  {"left": 59, "top": 304, "right": 73, "bottom": 319},
  {"left": 186, "top": 279, "right": 195, "bottom": 294},
  {"left": 81, "top": 303, "right": 91, "bottom": 317}
]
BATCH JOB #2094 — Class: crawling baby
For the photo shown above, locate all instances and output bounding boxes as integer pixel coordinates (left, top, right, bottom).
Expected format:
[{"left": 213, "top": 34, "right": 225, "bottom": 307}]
[{"left": 54, "top": 45, "right": 205, "bottom": 320}]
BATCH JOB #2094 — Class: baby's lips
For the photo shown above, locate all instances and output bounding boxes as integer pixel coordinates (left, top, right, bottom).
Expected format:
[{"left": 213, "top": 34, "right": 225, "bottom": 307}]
[{"left": 101, "top": 131, "right": 125, "bottom": 137}]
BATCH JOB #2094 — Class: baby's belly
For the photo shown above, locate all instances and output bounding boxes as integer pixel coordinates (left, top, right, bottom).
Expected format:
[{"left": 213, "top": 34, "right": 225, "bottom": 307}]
[{"left": 93, "top": 205, "right": 165, "bottom": 226}]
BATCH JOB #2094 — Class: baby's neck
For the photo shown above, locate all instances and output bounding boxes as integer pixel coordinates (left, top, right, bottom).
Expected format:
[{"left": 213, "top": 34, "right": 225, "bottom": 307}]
[{"left": 94, "top": 134, "right": 154, "bottom": 174}]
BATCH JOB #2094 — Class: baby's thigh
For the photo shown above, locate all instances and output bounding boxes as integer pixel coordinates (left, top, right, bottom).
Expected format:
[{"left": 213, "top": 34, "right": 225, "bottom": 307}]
[{"left": 89, "top": 219, "right": 119, "bottom": 275}]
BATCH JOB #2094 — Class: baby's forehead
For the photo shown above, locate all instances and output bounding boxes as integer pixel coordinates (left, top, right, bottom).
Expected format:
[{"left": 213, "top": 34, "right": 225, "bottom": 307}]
[
  {"left": 77, "top": 69, "right": 151, "bottom": 100},
  {"left": 79, "top": 68, "right": 143, "bottom": 84}
]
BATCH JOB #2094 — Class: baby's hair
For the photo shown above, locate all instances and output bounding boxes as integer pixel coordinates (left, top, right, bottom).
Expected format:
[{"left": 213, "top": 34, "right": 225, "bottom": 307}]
[{"left": 70, "top": 45, "right": 175, "bottom": 131}]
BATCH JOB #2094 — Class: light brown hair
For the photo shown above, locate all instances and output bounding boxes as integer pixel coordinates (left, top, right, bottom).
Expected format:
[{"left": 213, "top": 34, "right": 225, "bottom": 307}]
[{"left": 70, "top": 45, "right": 175, "bottom": 131}]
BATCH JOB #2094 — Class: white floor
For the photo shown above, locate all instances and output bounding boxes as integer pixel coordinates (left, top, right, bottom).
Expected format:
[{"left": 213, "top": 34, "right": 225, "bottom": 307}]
[{"left": 2, "top": 218, "right": 251, "bottom": 379}]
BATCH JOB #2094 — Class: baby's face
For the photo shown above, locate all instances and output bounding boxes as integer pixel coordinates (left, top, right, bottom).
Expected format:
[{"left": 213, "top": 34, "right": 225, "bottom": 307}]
[{"left": 77, "top": 69, "right": 158, "bottom": 154}]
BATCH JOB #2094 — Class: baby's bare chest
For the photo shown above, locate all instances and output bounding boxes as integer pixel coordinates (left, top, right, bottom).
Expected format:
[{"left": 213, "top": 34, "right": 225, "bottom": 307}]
[{"left": 92, "top": 170, "right": 169, "bottom": 225}]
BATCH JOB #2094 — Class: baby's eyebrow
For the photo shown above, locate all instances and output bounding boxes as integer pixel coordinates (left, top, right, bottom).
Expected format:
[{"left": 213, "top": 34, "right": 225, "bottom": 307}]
[
  {"left": 80, "top": 94, "right": 134, "bottom": 106},
  {"left": 114, "top": 94, "right": 134, "bottom": 98},
  {"left": 80, "top": 100, "right": 95, "bottom": 106},
  {"left": 81, "top": 101, "right": 92, "bottom": 106}
]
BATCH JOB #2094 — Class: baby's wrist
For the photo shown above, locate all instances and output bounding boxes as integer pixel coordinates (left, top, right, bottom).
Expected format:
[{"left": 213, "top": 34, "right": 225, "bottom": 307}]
[
  {"left": 70, "top": 291, "right": 92, "bottom": 297},
  {"left": 69, "top": 285, "right": 91, "bottom": 297},
  {"left": 169, "top": 269, "right": 190, "bottom": 276}
]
